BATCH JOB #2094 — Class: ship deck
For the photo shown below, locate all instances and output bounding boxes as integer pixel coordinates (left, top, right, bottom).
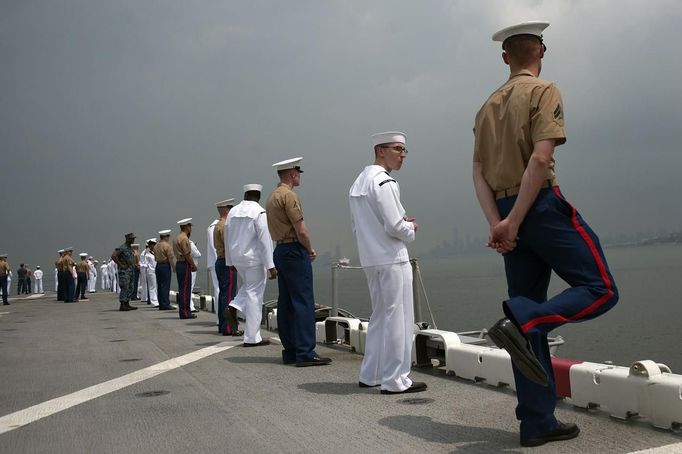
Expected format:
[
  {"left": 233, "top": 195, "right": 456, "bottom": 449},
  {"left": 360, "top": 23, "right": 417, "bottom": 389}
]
[{"left": 1, "top": 292, "right": 680, "bottom": 453}]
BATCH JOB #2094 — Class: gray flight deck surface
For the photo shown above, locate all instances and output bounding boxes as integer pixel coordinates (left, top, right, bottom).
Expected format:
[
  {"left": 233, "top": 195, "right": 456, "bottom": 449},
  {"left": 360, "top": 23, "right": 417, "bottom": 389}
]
[{"left": 1, "top": 293, "right": 680, "bottom": 453}]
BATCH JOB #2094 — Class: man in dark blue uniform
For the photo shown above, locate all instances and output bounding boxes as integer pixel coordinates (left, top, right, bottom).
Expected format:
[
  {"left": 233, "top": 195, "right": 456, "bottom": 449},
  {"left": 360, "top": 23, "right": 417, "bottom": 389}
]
[{"left": 472, "top": 21, "right": 618, "bottom": 447}]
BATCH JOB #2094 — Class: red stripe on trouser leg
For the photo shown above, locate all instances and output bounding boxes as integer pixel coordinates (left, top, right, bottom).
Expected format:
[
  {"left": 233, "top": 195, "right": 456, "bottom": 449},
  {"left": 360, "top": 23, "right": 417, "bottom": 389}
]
[
  {"left": 521, "top": 188, "right": 614, "bottom": 333},
  {"left": 182, "top": 266, "right": 190, "bottom": 318}
]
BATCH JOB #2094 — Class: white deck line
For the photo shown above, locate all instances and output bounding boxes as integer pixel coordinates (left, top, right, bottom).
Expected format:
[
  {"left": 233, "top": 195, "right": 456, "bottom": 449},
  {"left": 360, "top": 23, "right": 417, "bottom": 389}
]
[
  {"left": 628, "top": 444, "right": 682, "bottom": 453},
  {"left": 0, "top": 340, "right": 239, "bottom": 435}
]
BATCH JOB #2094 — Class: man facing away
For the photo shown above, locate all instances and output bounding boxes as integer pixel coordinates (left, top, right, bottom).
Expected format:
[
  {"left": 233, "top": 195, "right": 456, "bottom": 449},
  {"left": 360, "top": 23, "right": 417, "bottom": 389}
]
[
  {"left": 33, "top": 265, "right": 43, "bottom": 294},
  {"left": 266, "top": 157, "right": 332, "bottom": 367},
  {"left": 74, "top": 253, "right": 89, "bottom": 301},
  {"left": 349, "top": 132, "right": 425, "bottom": 394},
  {"left": 144, "top": 238, "right": 159, "bottom": 307},
  {"left": 472, "top": 21, "right": 618, "bottom": 447},
  {"left": 174, "top": 218, "right": 197, "bottom": 319},
  {"left": 0, "top": 254, "right": 10, "bottom": 305},
  {"left": 226, "top": 184, "right": 277, "bottom": 346},
  {"left": 213, "top": 199, "right": 242, "bottom": 336},
  {"left": 111, "top": 233, "right": 138, "bottom": 312},
  {"left": 154, "top": 230, "right": 175, "bottom": 311}
]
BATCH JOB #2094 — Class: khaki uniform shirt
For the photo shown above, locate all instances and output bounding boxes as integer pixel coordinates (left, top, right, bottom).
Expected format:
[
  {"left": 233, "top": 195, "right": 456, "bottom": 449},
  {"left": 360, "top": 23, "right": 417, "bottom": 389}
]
[
  {"left": 173, "top": 232, "right": 191, "bottom": 262},
  {"left": 75, "top": 260, "right": 89, "bottom": 273},
  {"left": 213, "top": 218, "right": 226, "bottom": 258},
  {"left": 63, "top": 255, "right": 75, "bottom": 271},
  {"left": 265, "top": 183, "right": 304, "bottom": 241},
  {"left": 154, "top": 241, "right": 174, "bottom": 263},
  {"left": 473, "top": 69, "right": 566, "bottom": 192}
]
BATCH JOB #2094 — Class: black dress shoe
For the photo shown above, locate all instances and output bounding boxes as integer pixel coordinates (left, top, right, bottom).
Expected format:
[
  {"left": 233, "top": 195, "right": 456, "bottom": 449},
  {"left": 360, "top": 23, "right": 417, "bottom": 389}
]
[
  {"left": 295, "top": 356, "right": 332, "bottom": 367},
  {"left": 230, "top": 330, "right": 244, "bottom": 337},
  {"left": 358, "top": 382, "right": 380, "bottom": 388},
  {"left": 380, "top": 382, "right": 427, "bottom": 394},
  {"left": 488, "top": 318, "right": 549, "bottom": 387},
  {"left": 520, "top": 421, "right": 580, "bottom": 447},
  {"left": 158, "top": 306, "right": 173, "bottom": 310},
  {"left": 182, "top": 314, "right": 197, "bottom": 319},
  {"left": 243, "top": 339, "right": 270, "bottom": 347}
]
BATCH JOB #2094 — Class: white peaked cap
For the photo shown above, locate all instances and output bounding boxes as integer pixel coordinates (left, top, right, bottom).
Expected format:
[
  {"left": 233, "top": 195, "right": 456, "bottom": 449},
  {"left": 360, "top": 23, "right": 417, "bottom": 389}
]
[
  {"left": 216, "top": 198, "right": 235, "bottom": 207},
  {"left": 158, "top": 229, "right": 172, "bottom": 236},
  {"left": 0, "top": 254, "right": 7, "bottom": 258},
  {"left": 57, "top": 249, "right": 64, "bottom": 253},
  {"left": 272, "top": 157, "right": 303, "bottom": 172},
  {"left": 243, "top": 184, "right": 263, "bottom": 192},
  {"left": 79, "top": 252, "right": 87, "bottom": 257},
  {"left": 65, "top": 247, "right": 73, "bottom": 251},
  {"left": 371, "top": 131, "right": 406, "bottom": 147},
  {"left": 492, "top": 21, "right": 549, "bottom": 44},
  {"left": 177, "top": 218, "right": 192, "bottom": 226},
  {"left": 131, "top": 244, "right": 140, "bottom": 247}
]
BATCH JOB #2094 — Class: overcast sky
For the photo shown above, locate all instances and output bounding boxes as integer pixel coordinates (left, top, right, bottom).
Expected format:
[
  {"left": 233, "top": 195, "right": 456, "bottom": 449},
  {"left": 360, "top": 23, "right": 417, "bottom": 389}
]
[{"left": 1, "top": 0, "right": 681, "bottom": 269}]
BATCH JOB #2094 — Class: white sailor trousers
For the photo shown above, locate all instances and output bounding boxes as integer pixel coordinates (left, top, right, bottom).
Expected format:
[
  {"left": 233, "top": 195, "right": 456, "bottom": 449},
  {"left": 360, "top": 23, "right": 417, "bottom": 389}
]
[
  {"left": 229, "top": 265, "right": 267, "bottom": 344},
  {"left": 146, "top": 268, "right": 158, "bottom": 306},
  {"left": 35, "top": 278, "right": 43, "bottom": 294},
  {"left": 360, "top": 261, "right": 414, "bottom": 392}
]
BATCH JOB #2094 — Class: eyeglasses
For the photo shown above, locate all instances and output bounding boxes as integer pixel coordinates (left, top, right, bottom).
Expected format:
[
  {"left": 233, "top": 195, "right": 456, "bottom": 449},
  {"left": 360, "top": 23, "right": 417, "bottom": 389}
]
[{"left": 380, "top": 145, "right": 408, "bottom": 155}]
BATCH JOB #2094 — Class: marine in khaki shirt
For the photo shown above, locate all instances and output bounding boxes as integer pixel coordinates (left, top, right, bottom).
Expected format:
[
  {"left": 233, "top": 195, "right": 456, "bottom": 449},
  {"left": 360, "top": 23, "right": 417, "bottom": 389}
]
[
  {"left": 154, "top": 237, "right": 175, "bottom": 270},
  {"left": 173, "top": 229, "right": 196, "bottom": 271},
  {"left": 266, "top": 184, "right": 305, "bottom": 243},
  {"left": 213, "top": 218, "right": 227, "bottom": 258},
  {"left": 75, "top": 258, "right": 90, "bottom": 274}
]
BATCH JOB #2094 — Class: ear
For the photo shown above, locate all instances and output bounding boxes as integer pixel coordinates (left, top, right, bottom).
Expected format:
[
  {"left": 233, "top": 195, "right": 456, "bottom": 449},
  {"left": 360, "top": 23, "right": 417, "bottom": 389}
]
[{"left": 502, "top": 51, "right": 510, "bottom": 66}]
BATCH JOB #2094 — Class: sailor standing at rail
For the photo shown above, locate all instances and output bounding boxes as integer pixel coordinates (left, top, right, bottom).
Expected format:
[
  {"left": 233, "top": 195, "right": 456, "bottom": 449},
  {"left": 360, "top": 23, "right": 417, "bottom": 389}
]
[
  {"left": 226, "top": 184, "right": 276, "bottom": 346},
  {"left": 189, "top": 239, "right": 201, "bottom": 312},
  {"left": 472, "top": 21, "right": 618, "bottom": 447},
  {"left": 0, "top": 254, "right": 10, "bottom": 305},
  {"left": 108, "top": 255, "right": 119, "bottom": 293},
  {"left": 33, "top": 265, "right": 43, "bottom": 294},
  {"left": 266, "top": 158, "right": 331, "bottom": 366},
  {"left": 144, "top": 238, "right": 159, "bottom": 307},
  {"left": 174, "top": 219, "right": 197, "bottom": 319},
  {"left": 154, "top": 230, "right": 175, "bottom": 311},
  {"left": 213, "top": 199, "right": 241, "bottom": 335},
  {"left": 349, "top": 132, "right": 425, "bottom": 394},
  {"left": 139, "top": 241, "right": 150, "bottom": 303},
  {"left": 206, "top": 219, "right": 219, "bottom": 302},
  {"left": 87, "top": 257, "right": 97, "bottom": 293},
  {"left": 100, "top": 260, "right": 109, "bottom": 291}
]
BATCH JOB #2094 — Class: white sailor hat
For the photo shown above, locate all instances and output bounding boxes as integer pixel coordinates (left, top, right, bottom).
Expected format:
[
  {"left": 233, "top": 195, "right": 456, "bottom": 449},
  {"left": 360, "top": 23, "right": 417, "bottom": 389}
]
[
  {"left": 272, "top": 157, "right": 304, "bottom": 173},
  {"left": 88, "top": 256, "right": 93, "bottom": 259},
  {"left": 79, "top": 252, "right": 87, "bottom": 257},
  {"left": 243, "top": 184, "right": 263, "bottom": 192},
  {"left": 36, "top": 265, "right": 40, "bottom": 268},
  {"left": 371, "top": 131, "right": 406, "bottom": 147},
  {"left": 216, "top": 198, "right": 235, "bottom": 208},
  {"left": 492, "top": 21, "right": 549, "bottom": 47},
  {"left": 147, "top": 238, "right": 158, "bottom": 244},
  {"left": 158, "top": 229, "right": 172, "bottom": 236},
  {"left": 177, "top": 218, "right": 192, "bottom": 226}
]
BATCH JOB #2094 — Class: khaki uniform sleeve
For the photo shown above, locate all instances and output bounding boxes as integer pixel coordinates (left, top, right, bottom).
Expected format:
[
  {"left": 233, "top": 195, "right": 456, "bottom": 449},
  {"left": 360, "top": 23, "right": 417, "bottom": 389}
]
[
  {"left": 531, "top": 83, "right": 567, "bottom": 146},
  {"left": 178, "top": 238, "right": 191, "bottom": 259},
  {"left": 284, "top": 192, "right": 304, "bottom": 225}
]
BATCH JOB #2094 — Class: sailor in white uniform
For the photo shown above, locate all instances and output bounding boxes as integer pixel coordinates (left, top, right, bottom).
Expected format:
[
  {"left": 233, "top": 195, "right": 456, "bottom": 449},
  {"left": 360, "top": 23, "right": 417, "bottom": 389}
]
[
  {"left": 87, "top": 257, "right": 97, "bottom": 293},
  {"left": 145, "top": 238, "right": 159, "bottom": 306},
  {"left": 100, "top": 261, "right": 110, "bottom": 291},
  {"left": 33, "top": 266, "right": 44, "bottom": 294},
  {"left": 108, "top": 258, "right": 119, "bottom": 293},
  {"left": 206, "top": 219, "right": 219, "bottom": 295},
  {"left": 139, "top": 242, "right": 150, "bottom": 302},
  {"left": 349, "top": 131, "right": 426, "bottom": 394},
  {"left": 189, "top": 239, "right": 201, "bottom": 312},
  {"left": 226, "top": 184, "right": 277, "bottom": 346}
]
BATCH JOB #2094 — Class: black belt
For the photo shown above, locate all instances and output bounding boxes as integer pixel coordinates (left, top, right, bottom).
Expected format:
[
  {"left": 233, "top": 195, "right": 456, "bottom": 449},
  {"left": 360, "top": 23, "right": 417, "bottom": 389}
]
[
  {"left": 276, "top": 238, "right": 298, "bottom": 245},
  {"left": 495, "top": 179, "right": 556, "bottom": 200}
]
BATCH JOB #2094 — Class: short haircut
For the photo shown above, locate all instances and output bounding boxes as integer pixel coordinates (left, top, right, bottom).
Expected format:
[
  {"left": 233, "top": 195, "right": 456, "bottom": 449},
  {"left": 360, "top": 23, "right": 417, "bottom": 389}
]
[{"left": 503, "top": 35, "right": 543, "bottom": 66}]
